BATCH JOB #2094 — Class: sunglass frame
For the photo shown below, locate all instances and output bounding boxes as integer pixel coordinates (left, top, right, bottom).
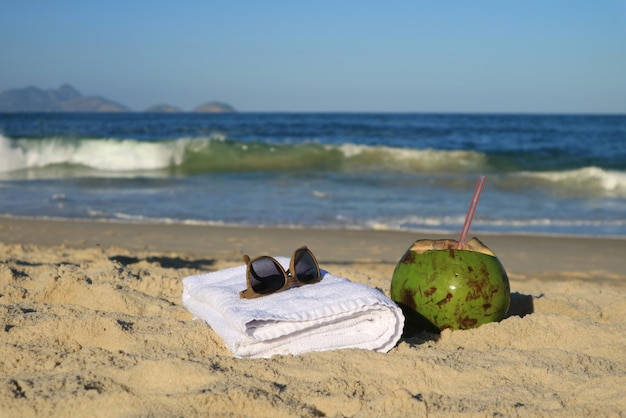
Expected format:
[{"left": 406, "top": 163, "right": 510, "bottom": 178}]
[{"left": 239, "top": 246, "right": 321, "bottom": 299}]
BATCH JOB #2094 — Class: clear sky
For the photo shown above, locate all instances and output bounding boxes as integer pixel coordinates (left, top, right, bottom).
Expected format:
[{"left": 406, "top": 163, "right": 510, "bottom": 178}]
[{"left": 1, "top": 1, "right": 625, "bottom": 113}]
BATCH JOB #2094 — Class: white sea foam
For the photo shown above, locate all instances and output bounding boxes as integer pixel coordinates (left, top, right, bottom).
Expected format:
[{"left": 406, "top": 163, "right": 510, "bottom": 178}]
[
  {"left": 0, "top": 135, "right": 226, "bottom": 176},
  {"left": 520, "top": 166, "right": 626, "bottom": 194},
  {"left": 363, "top": 214, "right": 626, "bottom": 233},
  {"left": 0, "top": 135, "right": 27, "bottom": 172},
  {"left": 336, "top": 143, "right": 488, "bottom": 172},
  {"left": 0, "top": 135, "right": 194, "bottom": 172}
]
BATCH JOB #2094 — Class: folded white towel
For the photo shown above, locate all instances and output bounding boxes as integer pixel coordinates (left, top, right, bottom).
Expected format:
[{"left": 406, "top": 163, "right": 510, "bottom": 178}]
[{"left": 182, "top": 257, "right": 404, "bottom": 358}]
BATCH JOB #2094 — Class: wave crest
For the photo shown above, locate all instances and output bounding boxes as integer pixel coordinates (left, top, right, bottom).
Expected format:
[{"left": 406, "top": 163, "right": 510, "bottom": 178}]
[
  {"left": 520, "top": 167, "right": 626, "bottom": 194},
  {"left": 0, "top": 134, "right": 192, "bottom": 172},
  {"left": 336, "top": 143, "right": 487, "bottom": 172},
  {"left": 0, "top": 134, "right": 489, "bottom": 176}
]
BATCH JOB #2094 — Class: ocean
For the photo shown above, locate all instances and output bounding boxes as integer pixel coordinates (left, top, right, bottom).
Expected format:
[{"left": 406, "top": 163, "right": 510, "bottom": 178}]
[{"left": 0, "top": 112, "right": 625, "bottom": 238}]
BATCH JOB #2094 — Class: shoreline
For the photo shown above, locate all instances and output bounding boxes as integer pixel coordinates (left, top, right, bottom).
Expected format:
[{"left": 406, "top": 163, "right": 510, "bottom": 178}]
[
  {"left": 1, "top": 215, "right": 625, "bottom": 276},
  {"left": 5, "top": 213, "right": 626, "bottom": 240}
]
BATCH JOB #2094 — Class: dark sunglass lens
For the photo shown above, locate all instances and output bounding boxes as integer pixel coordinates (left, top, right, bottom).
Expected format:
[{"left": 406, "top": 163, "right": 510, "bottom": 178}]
[
  {"left": 249, "top": 258, "right": 285, "bottom": 294},
  {"left": 294, "top": 250, "right": 319, "bottom": 283}
]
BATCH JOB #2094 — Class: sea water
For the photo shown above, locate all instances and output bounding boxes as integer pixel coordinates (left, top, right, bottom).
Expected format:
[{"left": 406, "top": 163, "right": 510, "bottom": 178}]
[{"left": 0, "top": 112, "right": 624, "bottom": 237}]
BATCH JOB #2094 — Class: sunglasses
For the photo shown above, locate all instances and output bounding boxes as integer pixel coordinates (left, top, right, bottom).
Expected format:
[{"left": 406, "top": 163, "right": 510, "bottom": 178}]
[{"left": 239, "top": 246, "right": 321, "bottom": 299}]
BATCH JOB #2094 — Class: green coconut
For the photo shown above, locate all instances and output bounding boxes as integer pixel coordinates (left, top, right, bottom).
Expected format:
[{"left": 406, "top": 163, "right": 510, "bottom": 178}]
[{"left": 390, "top": 237, "right": 510, "bottom": 333}]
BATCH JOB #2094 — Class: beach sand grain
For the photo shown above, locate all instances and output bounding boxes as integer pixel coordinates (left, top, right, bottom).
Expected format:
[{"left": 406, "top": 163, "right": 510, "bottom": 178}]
[{"left": 1, "top": 218, "right": 625, "bottom": 417}]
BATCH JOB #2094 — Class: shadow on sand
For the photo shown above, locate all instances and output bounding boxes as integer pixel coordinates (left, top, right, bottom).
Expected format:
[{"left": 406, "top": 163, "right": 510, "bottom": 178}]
[
  {"left": 109, "top": 255, "right": 215, "bottom": 270},
  {"left": 398, "top": 291, "right": 537, "bottom": 344}
]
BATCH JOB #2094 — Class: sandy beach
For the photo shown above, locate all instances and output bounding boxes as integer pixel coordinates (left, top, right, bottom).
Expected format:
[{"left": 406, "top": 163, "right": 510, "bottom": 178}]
[{"left": 1, "top": 216, "right": 625, "bottom": 417}]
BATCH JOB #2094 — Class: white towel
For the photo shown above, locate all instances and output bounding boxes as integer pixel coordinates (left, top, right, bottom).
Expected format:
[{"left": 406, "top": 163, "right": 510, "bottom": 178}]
[{"left": 181, "top": 257, "right": 404, "bottom": 358}]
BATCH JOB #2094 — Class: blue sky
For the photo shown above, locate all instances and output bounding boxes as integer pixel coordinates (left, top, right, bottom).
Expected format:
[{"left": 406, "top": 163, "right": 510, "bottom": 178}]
[{"left": 1, "top": 1, "right": 625, "bottom": 113}]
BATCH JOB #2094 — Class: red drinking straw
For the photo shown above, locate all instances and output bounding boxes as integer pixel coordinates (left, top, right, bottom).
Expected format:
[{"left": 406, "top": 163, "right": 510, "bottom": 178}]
[{"left": 456, "top": 175, "right": 486, "bottom": 249}]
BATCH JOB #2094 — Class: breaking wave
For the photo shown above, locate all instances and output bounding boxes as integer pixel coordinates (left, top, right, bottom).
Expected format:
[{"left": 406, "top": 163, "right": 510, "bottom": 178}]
[
  {"left": 1, "top": 135, "right": 624, "bottom": 197},
  {"left": 0, "top": 134, "right": 488, "bottom": 176},
  {"left": 519, "top": 167, "right": 626, "bottom": 195}
]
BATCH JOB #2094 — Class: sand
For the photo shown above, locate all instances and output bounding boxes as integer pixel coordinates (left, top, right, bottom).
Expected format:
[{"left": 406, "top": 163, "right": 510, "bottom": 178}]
[{"left": 1, "top": 217, "right": 625, "bottom": 417}]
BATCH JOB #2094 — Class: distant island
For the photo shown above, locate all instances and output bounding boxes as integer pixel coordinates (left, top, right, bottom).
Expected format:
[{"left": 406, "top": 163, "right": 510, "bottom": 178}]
[
  {"left": 144, "top": 104, "right": 183, "bottom": 113},
  {"left": 0, "top": 84, "right": 236, "bottom": 113},
  {"left": 0, "top": 84, "right": 129, "bottom": 113},
  {"left": 193, "top": 102, "right": 236, "bottom": 113}
]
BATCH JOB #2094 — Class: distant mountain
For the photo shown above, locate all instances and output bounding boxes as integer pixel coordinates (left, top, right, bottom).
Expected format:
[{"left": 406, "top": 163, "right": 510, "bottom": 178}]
[
  {"left": 0, "top": 84, "right": 237, "bottom": 113},
  {"left": 0, "top": 84, "right": 129, "bottom": 112},
  {"left": 144, "top": 103, "right": 183, "bottom": 113},
  {"left": 193, "top": 101, "right": 236, "bottom": 113}
]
